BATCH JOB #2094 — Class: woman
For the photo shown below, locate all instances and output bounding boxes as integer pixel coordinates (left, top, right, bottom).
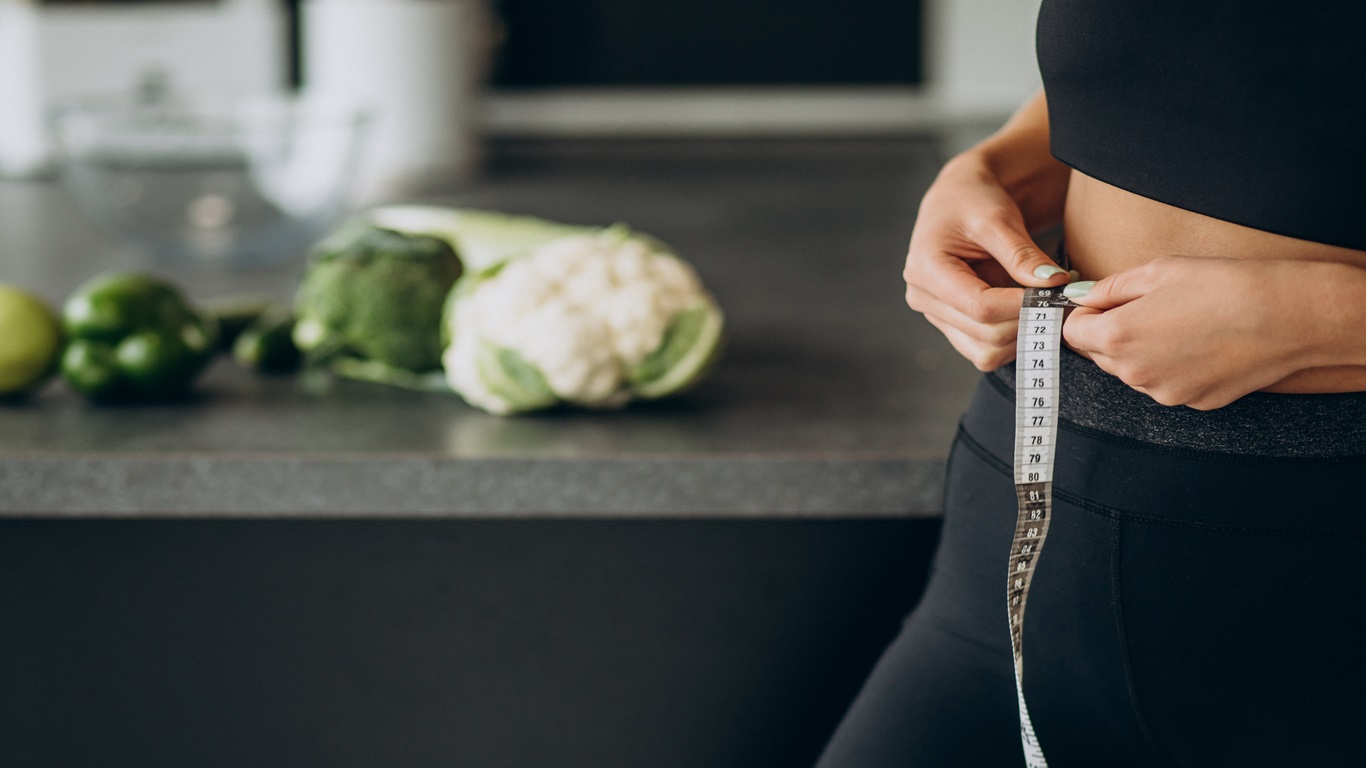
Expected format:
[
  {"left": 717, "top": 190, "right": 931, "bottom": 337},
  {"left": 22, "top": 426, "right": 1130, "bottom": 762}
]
[{"left": 815, "top": 2, "right": 1366, "bottom": 766}]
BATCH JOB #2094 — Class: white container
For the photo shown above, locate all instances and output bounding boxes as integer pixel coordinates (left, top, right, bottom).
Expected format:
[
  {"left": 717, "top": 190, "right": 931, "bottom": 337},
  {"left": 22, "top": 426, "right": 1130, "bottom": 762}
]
[
  {"left": 303, "top": 0, "right": 495, "bottom": 203},
  {"left": 0, "top": 0, "right": 284, "bottom": 178}
]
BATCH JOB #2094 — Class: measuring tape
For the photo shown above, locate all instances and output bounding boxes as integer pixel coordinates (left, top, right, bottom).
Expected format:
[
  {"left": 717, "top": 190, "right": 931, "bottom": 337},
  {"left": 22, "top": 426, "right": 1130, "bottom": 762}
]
[{"left": 1009, "top": 287, "right": 1077, "bottom": 768}]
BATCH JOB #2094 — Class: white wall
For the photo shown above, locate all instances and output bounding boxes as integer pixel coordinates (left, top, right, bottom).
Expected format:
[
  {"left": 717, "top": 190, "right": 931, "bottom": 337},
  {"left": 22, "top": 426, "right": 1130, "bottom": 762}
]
[
  {"left": 928, "top": 0, "right": 1043, "bottom": 117},
  {"left": 0, "top": 0, "right": 284, "bottom": 177}
]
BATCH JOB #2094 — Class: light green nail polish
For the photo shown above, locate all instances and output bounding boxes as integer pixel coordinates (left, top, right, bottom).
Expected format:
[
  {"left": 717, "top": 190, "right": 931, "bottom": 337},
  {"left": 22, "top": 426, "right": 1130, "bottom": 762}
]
[
  {"left": 1063, "top": 281, "right": 1096, "bottom": 298},
  {"left": 1033, "top": 265, "right": 1066, "bottom": 279},
  {"left": 1068, "top": 269, "right": 1081, "bottom": 281}
]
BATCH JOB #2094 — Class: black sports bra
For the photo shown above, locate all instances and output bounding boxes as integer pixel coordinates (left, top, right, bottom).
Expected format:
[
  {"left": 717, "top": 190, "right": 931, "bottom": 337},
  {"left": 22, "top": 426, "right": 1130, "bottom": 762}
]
[{"left": 1036, "top": 0, "right": 1366, "bottom": 251}]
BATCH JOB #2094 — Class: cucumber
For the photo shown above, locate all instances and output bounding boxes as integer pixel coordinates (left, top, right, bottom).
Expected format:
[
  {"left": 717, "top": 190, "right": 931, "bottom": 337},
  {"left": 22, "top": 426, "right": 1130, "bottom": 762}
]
[
  {"left": 233, "top": 310, "right": 302, "bottom": 374},
  {"left": 203, "top": 295, "right": 277, "bottom": 352}
]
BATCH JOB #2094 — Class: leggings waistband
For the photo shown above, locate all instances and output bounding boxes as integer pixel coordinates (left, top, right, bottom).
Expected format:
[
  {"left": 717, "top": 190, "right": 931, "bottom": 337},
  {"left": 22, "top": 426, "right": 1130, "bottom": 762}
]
[{"left": 990, "top": 350, "right": 1366, "bottom": 458}]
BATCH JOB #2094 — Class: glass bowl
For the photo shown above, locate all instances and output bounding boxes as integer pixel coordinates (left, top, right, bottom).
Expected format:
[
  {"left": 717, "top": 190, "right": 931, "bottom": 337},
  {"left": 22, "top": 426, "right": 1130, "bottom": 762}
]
[{"left": 51, "top": 92, "right": 369, "bottom": 267}]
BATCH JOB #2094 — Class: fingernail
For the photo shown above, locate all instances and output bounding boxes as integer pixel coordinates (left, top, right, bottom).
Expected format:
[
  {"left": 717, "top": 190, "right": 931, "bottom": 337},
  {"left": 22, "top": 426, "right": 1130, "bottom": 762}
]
[
  {"left": 1063, "top": 281, "right": 1095, "bottom": 298},
  {"left": 1033, "top": 265, "right": 1066, "bottom": 279},
  {"left": 1068, "top": 269, "right": 1081, "bottom": 281}
]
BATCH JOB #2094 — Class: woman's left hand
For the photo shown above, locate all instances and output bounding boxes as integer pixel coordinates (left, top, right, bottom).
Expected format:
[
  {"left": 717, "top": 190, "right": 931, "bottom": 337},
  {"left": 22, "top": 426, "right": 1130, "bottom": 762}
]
[{"left": 1062, "top": 255, "right": 1320, "bottom": 410}]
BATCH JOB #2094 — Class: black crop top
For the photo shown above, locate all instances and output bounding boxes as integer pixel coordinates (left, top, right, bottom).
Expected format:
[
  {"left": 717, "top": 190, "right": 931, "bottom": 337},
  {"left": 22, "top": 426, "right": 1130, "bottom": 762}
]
[{"left": 1037, "top": 1, "right": 1366, "bottom": 251}]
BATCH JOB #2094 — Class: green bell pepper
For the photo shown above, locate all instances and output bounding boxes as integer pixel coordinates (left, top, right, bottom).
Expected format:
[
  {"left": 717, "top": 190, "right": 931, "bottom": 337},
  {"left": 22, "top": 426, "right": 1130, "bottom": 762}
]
[{"left": 60, "top": 273, "right": 218, "bottom": 402}]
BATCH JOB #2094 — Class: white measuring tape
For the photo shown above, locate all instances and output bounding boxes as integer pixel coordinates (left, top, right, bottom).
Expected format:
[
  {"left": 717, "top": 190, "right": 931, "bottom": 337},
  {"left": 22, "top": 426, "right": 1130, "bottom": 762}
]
[{"left": 1009, "top": 287, "right": 1078, "bottom": 768}]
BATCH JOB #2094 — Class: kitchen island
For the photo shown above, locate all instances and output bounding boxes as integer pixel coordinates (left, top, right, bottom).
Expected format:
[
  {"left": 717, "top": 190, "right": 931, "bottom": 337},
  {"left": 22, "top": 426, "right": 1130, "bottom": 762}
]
[
  {"left": 1, "top": 139, "right": 977, "bottom": 517},
  {"left": 0, "top": 139, "right": 981, "bottom": 768}
]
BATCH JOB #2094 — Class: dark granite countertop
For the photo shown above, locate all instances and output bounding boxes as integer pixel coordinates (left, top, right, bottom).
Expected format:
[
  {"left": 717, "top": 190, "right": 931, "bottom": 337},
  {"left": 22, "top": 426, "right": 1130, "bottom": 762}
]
[{"left": 0, "top": 139, "right": 981, "bottom": 517}]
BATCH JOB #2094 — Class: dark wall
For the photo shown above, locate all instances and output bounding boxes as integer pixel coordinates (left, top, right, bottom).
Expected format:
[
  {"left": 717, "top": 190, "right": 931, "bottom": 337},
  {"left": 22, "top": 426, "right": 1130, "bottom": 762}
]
[
  {"left": 1, "top": 518, "right": 939, "bottom": 768},
  {"left": 491, "top": 0, "right": 924, "bottom": 87},
  {"left": 282, "top": 0, "right": 924, "bottom": 90}
]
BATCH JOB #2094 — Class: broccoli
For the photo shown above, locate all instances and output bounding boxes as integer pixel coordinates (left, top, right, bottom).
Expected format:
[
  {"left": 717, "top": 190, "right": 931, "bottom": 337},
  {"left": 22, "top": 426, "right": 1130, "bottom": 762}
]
[
  {"left": 293, "top": 222, "right": 462, "bottom": 376},
  {"left": 338, "top": 206, "right": 725, "bottom": 414}
]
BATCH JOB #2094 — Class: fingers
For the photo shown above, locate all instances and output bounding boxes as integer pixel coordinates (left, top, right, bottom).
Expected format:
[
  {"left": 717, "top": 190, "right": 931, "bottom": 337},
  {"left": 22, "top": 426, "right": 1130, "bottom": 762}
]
[
  {"left": 971, "top": 209, "right": 1069, "bottom": 288},
  {"left": 1061, "top": 306, "right": 1114, "bottom": 360},
  {"left": 1063, "top": 262, "right": 1158, "bottom": 361},
  {"left": 905, "top": 246, "right": 1033, "bottom": 371},
  {"left": 906, "top": 252, "right": 1024, "bottom": 324},
  {"left": 1064, "top": 263, "right": 1152, "bottom": 310},
  {"left": 900, "top": 160, "right": 1069, "bottom": 372},
  {"left": 1067, "top": 308, "right": 1233, "bottom": 409},
  {"left": 1085, "top": 345, "right": 1240, "bottom": 411},
  {"left": 907, "top": 267, "right": 1020, "bottom": 368},
  {"left": 923, "top": 311, "right": 1019, "bottom": 371}
]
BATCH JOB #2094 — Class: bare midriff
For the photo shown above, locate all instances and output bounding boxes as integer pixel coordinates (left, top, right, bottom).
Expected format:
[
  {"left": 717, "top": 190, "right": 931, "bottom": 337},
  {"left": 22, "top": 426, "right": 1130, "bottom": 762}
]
[{"left": 1061, "top": 170, "right": 1366, "bottom": 393}]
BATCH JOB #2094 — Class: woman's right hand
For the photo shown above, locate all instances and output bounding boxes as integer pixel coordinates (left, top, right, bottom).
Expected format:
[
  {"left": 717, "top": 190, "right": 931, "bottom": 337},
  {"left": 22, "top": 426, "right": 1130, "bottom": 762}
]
[{"left": 903, "top": 152, "right": 1070, "bottom": 371}]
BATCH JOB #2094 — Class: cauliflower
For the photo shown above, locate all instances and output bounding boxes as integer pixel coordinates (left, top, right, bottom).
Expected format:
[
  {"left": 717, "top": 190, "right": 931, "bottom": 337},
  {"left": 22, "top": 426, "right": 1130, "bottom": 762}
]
[
  {"left": 293, "top": 222, "right": 462, "bottom": 377},
  {"left": 442, "top": 228, "right": 724, "bottom": 414}
]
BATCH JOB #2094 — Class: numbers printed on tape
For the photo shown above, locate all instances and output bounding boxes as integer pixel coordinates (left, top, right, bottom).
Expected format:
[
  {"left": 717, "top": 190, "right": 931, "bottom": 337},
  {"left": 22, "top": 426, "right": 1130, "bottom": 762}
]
[{"left": 1009, "top": 287, "right": 1076, "bottom": 768}]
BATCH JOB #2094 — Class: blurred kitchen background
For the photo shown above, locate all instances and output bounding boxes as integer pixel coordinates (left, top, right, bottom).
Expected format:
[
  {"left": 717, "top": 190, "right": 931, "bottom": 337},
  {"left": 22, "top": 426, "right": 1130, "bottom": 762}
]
[
  {"left": 0, "top": 3, "right": 1042, "bottom": 768},
  {"left": 1, "top": 0, "right": 1041, "bottom": 187}
]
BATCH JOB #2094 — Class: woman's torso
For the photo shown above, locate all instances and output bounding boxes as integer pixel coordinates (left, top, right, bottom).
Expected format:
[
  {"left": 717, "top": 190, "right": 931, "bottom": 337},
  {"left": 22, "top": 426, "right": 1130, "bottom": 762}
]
[
  {"left": 1061, "top": 172, "right": 1366, "bottom": 393},
  {"left": 1036, "top": 0, "right": 1366, "bottom": 393}
]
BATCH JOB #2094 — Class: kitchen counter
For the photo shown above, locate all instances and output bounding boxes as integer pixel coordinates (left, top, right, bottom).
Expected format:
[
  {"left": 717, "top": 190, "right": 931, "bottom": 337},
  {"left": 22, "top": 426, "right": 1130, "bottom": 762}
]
[
  {"left": 0, "top": 138, "right": 980, "bottom": 517},
  {"left": 1, "top": 137, "right": 995, "bottom": 768}
]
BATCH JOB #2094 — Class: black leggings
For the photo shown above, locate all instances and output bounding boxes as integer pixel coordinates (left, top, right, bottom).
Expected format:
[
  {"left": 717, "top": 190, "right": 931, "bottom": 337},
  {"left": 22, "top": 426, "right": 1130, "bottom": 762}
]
[{"left": 815, "top": 369, "right": 1366, "bottom": 767}]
